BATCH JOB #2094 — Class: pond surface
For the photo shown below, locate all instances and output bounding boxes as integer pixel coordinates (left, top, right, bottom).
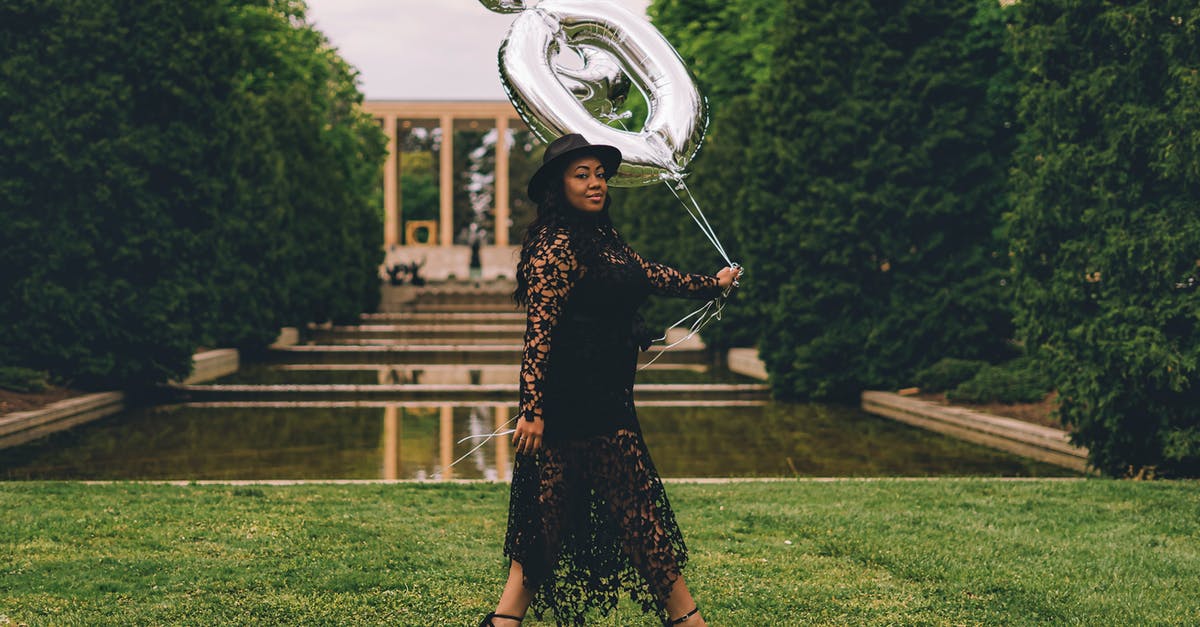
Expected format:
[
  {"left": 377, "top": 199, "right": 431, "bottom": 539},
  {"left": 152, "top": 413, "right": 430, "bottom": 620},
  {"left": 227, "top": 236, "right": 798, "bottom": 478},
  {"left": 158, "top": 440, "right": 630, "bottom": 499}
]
[
  {"left": 0, "top": 357, "right": 1079, "bottom": 479},
  {"left": 0, "top": 401, "right": 1076, "bottom": 480},
  {"left": 210, "top": 364, "right": 761, "bottom": 386}
]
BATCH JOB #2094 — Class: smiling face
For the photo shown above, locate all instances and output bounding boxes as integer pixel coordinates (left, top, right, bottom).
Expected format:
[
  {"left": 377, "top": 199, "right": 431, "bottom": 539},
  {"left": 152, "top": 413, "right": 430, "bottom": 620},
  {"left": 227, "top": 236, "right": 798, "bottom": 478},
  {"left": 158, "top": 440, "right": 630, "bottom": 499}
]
[{"left": 561, "top": 155, "right": 608, "bottom": 212}]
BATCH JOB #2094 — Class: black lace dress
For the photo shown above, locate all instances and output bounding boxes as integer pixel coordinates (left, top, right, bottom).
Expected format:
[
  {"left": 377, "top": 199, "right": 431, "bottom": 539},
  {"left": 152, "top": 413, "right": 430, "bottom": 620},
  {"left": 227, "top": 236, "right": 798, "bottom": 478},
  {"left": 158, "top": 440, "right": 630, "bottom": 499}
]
[{"left": 503, "top": 223, "right": 722, "bottom": 626}]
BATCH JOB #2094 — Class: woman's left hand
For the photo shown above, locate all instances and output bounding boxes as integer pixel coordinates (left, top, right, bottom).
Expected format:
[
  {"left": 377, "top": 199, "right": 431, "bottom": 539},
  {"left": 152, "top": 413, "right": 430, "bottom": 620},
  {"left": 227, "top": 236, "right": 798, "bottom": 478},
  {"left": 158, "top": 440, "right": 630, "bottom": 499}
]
[
  {"left": 512, "top": 416, "right": 544, "bottom": 456},
  {"left": 716, "top": 265, "right": 744, "bottom": 290}
]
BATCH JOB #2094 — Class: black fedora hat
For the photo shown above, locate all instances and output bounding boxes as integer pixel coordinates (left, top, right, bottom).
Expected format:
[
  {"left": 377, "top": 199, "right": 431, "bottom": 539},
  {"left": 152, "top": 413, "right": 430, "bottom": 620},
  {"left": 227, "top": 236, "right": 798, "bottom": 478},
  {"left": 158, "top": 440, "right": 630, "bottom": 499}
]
[{"left": 526, "top": 133, "right": 622, "bottom": 201}]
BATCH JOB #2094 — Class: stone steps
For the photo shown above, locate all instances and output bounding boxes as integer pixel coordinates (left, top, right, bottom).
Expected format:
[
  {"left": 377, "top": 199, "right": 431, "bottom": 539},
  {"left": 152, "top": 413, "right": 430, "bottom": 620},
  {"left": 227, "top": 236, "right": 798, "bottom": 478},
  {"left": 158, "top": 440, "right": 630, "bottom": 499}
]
[
  {"left": 360, "top": 312, "right": 526, "bottom": 323},
  {"left": 398, "top": 302, "right": 521, "bottom": 313},
  {"left": 174, "top": 382, "right": 770, "bottom": 402},
  {"left": 309, "top": 323, "right": 526, "bottom": 343},
  {"left": 269, "top": 362, "right": 708, "bottom": 383},
  {"left": 313, "top": 337, "right": 527, "bottom": 346},
  {"left": 378, "top": 282, "right": 517, "bottom": 313},
  {"left": 266, "top": 344, "right": 711, "bottom": 366}
]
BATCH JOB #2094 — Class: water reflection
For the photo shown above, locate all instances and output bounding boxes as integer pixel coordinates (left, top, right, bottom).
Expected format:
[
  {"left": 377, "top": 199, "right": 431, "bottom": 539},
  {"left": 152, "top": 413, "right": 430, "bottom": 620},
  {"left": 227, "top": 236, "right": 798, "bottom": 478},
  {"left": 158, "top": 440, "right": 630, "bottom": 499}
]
[
  {"left": 213, "top": 363, "right": 733, "bottom": 386},
  {"left": 0, "top": 402, "right": 1077, "bottom": 480}
]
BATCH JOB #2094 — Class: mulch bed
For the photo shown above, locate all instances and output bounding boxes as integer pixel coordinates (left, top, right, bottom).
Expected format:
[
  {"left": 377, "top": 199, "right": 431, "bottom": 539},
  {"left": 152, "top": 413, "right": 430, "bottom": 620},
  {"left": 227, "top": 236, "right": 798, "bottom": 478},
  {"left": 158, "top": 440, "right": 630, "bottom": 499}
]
[
  {"left": 912, "top": 391, "right": 1062, "bottom": 430},
  {"left": 0, "top": 387, "right": 88, "bottom": 415}
]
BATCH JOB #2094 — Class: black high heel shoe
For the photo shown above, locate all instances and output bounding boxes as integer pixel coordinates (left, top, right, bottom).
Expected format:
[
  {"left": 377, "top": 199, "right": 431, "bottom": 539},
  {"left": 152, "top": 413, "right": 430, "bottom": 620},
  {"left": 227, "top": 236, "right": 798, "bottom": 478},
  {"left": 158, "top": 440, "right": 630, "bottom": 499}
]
[
  {"left": 478, "top": 612, "right": 523, "bottom": 627},
  {"left": 665, "top": 606, "right": 700, "bottom": 625}
]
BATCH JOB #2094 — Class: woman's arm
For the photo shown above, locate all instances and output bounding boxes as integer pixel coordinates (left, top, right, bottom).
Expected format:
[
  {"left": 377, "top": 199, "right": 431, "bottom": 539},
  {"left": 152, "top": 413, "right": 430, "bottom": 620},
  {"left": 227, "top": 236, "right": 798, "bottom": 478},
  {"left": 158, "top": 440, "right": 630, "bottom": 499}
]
[
  {"left": 514, "top": 229, "right": 577, "bottom": 454},
  {"left": 622, "top": 240, "right": 723, "bottom": 299}
]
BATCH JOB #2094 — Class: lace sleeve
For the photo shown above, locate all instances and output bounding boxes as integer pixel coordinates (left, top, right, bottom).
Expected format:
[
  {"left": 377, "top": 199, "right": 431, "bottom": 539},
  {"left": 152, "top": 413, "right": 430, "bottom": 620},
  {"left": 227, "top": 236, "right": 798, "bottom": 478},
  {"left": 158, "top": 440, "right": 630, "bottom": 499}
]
[
  {"left": 519, "top": 229, "right": 577, "bottom": 422},
  {"left": 621, "top": 241, "right": 722, "bottom": 299}
]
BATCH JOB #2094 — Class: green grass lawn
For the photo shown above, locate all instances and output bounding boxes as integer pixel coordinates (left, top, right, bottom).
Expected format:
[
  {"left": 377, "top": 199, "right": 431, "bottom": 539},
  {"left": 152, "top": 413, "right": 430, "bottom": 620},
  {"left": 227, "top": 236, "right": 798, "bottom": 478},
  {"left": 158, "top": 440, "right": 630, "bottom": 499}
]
[{"left": 2, "top": 480, "right": 1197, "bottom": 626}]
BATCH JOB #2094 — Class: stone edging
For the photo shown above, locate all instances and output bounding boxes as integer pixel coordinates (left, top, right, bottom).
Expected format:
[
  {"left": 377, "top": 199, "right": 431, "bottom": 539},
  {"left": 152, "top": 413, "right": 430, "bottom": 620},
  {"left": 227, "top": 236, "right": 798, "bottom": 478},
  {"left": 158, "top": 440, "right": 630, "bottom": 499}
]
[
  {"left": 182, "top": 349, "right": 240, "bottom": 385},
  {"left": 720, "top": 348, "right": 1093, "bottom": 474},
  {"left": 861, "top": 391, "right": 1093, "bottom": 474},
  {"left": 1, "top": 348, "right": 242, "bottom": 451},
  {"left": 0, "top": 391, "right": 125, "bottom": 450},
  {"left": 727, "top": 348, "right": 768, "bottom": 380}
]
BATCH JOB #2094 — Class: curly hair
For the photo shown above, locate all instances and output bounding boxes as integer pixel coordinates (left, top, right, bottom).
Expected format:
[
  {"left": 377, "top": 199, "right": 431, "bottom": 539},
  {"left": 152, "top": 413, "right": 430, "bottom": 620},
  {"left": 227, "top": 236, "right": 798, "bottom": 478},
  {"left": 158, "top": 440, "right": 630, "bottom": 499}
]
[{"left": 512, "top": 170, "right": 619, "bottom": 308}]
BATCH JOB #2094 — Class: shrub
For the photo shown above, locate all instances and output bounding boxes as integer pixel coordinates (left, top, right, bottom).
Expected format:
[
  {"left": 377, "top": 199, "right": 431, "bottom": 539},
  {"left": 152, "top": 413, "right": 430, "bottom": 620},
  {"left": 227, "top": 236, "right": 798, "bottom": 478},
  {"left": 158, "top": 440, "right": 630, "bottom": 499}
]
[
  {"left": 0, "top": 0, "right": 384, "bottom": 388},
  {"left": 947, "top": 358, "right": 1053, "bottom": 404},
  {"left": 0, "top": 366, "right": 51, "bottom": 393},
  {"left": 0, "top": 0, "right": 229, "bottom": 387},
  {"left": 913, "top": 358, "right": 989, "bottom": 393},
  {"left": 1007, "top": 0, "right": 1200, "bottom": 476},
  {"left": 738, "top": 0, "right": 1019, "bottom": 399},
  {"left": 611, "top": 0, "right": 785, "bottom": 353},
  {"left": 622, "top": 0, "right": 1019, "bottom": 392}
]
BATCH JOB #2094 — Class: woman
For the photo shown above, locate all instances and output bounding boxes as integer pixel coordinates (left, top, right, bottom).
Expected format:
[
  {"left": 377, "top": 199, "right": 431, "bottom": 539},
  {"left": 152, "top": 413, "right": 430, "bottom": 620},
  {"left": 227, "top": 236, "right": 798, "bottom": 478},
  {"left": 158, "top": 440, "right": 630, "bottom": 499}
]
[{"left": 480, "top": 134, "right": 742, "bottom": 627}]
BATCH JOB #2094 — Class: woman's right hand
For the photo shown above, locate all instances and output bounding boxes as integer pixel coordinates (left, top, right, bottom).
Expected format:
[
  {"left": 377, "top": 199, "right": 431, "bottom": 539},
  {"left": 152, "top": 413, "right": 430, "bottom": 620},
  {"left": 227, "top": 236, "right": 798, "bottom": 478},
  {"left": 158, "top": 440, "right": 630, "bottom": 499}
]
[
  {"left": 512, "top": 416, "right": 544, "bottom": 455},
  {"left": 716, "top": 265, "right": 744, "bottom": 290}
]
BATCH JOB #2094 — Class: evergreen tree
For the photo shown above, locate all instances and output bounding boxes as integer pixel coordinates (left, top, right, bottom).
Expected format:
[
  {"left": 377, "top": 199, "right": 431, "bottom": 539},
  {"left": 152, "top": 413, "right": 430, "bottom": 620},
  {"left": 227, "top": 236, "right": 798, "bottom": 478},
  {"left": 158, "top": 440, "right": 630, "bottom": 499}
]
[
  {"left": 0, "top": 0, "right": 384, "bottom": 387},
  {"left": 610, "top": 0, "right": 784, "bottom": 351},
  {"left": 1008, "top": 0, "right": 1200, "bottom": 476},
  {"left": 737, "top": 0, "right": 1017, "bottom": 399}
]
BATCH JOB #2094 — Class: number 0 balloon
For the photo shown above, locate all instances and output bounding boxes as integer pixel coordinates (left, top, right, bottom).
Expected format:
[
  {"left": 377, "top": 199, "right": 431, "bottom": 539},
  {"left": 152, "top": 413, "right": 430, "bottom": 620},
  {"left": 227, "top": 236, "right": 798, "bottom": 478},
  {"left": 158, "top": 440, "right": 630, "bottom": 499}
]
[
  {"left": 479, "top": 0, "right": 738, "bottom": 374},
  {"left": 481, "top": 0, "right": 708, "bottom": 187}
]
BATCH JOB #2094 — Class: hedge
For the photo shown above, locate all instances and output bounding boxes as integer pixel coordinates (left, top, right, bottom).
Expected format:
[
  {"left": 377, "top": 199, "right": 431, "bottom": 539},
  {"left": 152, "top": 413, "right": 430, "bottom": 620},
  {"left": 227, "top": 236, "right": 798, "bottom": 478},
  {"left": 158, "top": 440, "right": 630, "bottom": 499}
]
[
  {"left": 681, "top": 0, "right": 1016, "bottom": 399},
  {"left": 620, "top": 0, "right": 1200, "bottom": 476},
  {"left": 610, "top": 0, "right": 787, "bottom": 352},
  {"left": 0, "top": 0, "right": 385, "bottom": 389},
  {"left": 1008, "top": 0, "right": 1200, "bottom": 476},
  {"left": 613, "top": 1, "right": 1016, "bottom": 396}
]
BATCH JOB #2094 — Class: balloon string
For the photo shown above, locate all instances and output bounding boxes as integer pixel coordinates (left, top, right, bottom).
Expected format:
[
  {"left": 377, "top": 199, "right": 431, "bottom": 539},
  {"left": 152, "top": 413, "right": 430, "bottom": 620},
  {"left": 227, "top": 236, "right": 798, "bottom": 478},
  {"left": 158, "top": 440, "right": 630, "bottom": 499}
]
[
  {"left": 429, "top": 412, "right": 520, "bottom": 479},
  {"left": 653, "top": 299, "right": 713, "bottom": 340},
  {"left": 639, "top": 301, "right": 712, "bottom": 369},
  {"left": 613, "top": 118, "right": 734, "bottom": 268},
  {"left": 637, "top": 297, "right": 728, "bottom": 370},
  {"left": 662, "top": 176, "right": 734, "bottom": 268},
  {"left": 610, "top": 119, "right": 740, "bottom": 364}
]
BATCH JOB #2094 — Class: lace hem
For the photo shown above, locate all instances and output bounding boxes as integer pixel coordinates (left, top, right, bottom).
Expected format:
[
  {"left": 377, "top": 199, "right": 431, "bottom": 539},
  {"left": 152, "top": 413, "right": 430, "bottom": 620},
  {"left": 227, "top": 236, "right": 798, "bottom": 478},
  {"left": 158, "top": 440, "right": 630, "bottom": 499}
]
[{"left": 503, "top": 428, "right": 687, "bottom": 626}]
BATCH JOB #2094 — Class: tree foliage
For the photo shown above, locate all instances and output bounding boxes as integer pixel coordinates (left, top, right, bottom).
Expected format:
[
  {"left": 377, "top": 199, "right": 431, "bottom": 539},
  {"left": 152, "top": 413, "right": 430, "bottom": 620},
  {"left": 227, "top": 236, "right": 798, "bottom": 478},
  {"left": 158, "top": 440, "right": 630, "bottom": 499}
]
[
  {"left": 0, "top": 0, "right": 385, "bottom": 388},
  {"left": 610, "top": 0, "right": 786, "bottom": 352},
  {"left": 744, "top": 0, "right": 1018, "bottom": 400},
  {"left": 506, "top": 130, "right": 543, "bottom": 246},
  {"left": 614, "top": 0, "right": 1200, "bottom": 476},
  {"left": 1008, "top": 0, "right": 1200, "bottom": 476},
  {"left": 621, "top": 0, "right": 1017, "bottom": 398}
]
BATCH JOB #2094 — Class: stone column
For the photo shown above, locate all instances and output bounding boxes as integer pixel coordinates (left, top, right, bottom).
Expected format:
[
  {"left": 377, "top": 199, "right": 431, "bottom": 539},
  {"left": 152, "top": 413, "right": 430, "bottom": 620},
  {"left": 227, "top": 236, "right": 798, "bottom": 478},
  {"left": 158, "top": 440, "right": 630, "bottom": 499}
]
[
  {"left": 494, "top": 116, "right": 510, "bottom": 247},
  {"left": 439, "top": 114, "right": 454, "bottom": 247},
  {"left": 382, "top": 114, "right": 399, "bottom": 247}
]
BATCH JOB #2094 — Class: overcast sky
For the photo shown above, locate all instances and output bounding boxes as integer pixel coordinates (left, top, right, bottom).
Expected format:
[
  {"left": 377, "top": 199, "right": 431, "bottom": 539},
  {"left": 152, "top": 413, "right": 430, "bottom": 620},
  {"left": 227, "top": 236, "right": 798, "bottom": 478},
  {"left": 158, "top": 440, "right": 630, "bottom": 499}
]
[{"left": 305, "top": 0, "right": 652, "bottom": 101}]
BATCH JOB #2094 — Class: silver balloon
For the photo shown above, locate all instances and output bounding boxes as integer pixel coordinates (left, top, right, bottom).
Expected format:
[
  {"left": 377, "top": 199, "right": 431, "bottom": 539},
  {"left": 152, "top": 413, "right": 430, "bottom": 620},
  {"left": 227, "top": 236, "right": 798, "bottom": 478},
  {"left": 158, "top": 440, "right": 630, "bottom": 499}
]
[
  {"left": 478, "top": 0, "right": 529, "bottom": 13},
  {"left": 554, "top": 44, "right": 631, "bottom": 119},
  {"left": 498, "top": 0, "right": 708, "bottom": 186}
]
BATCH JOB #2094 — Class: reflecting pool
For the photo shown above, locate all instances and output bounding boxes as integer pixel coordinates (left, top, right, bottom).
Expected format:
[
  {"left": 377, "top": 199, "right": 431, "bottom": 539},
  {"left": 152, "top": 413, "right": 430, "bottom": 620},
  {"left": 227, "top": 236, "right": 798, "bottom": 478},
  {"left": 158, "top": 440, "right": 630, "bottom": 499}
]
[
  {"left": 0, "top": 401, "right": 1077, "bottom": 480},
  {"left": 210, "top": 364, "right": 760, "bottom": 386}
]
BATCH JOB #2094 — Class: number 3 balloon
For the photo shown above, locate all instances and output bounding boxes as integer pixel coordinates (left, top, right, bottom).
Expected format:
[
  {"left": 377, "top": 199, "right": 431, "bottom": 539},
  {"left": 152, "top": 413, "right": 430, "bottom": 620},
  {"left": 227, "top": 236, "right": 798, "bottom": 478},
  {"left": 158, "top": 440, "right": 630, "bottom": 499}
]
[{"left": 481, "top": 0, "right": 708, "bottom": 187}]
